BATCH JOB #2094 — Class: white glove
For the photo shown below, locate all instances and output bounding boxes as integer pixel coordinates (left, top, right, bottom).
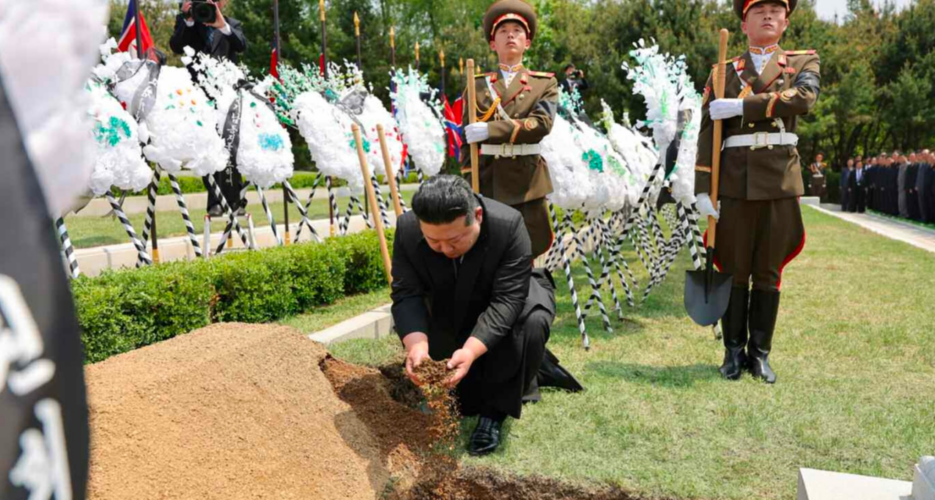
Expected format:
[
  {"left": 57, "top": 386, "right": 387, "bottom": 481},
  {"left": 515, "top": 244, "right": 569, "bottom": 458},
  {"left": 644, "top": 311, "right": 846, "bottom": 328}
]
[
  {"left": 465, "top": 123, "right": 490, "bottom": 144},
  {"left": 697, "top": 193, "right": 720, "bottom": 221},
  {"left": 709, "top": 98, "right": 744, "bottom": 121}
]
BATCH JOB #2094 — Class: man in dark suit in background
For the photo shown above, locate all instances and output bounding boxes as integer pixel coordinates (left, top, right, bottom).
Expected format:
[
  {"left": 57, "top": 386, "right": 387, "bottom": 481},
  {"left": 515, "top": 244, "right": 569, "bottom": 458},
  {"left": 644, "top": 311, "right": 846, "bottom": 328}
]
[
  {"left": 170, "top": 0, "right": 247, "bottom": 216},
  {"left": 921, "top": 151, "right": 935, "bottom": 223},
  {"left": 854, "top": 159, "right": 867, "bottom": 213},
  {"left": 906, "top": 152, "right": 922, "bottom": 221},
  {"left": 391, "top": 175, "right": 581, "bottom": 457},
  {"left": 841, "top": 158, "right": 853, "bottom": 212}
]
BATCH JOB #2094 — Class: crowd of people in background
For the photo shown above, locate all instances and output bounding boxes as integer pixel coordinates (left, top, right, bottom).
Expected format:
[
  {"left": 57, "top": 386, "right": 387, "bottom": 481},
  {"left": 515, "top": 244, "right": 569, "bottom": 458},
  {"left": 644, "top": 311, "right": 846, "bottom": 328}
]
[{"left": 838, "top": 150, "right": 935, "bottom": 223}]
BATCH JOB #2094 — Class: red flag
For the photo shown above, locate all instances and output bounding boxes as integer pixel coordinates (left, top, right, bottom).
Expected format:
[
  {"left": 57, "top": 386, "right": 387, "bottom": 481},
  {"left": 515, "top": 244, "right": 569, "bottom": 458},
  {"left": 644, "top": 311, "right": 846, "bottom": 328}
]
[
  {"left": 117, "top": 0, "right": 154, "bottom": 55},
  {"left": 270, "top": 48, "right": 280, "bottom": 80},
  {"left": 443, "top": 96, "right": 464, "bottom": 159}
]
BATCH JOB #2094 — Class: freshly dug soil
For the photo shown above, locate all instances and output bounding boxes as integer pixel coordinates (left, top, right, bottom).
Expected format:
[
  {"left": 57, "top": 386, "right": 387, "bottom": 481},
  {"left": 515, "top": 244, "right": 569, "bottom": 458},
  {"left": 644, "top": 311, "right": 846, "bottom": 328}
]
[{"left": 86, "top": 322, "right": 667, "bottom": 500}]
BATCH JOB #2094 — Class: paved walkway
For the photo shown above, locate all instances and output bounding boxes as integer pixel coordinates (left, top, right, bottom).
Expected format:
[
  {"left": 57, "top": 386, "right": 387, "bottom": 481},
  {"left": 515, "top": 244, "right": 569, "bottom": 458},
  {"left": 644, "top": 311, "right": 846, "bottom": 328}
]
[{"left": 810, "top": 204, "right": 935, "bottom": 254}]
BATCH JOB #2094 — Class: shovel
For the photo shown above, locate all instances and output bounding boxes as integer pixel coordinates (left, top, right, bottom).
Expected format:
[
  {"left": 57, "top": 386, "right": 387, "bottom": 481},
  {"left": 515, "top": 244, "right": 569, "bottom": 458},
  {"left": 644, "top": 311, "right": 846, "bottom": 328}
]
[{"left": 685, "top": 28, "right": 733, "bottom": 327}]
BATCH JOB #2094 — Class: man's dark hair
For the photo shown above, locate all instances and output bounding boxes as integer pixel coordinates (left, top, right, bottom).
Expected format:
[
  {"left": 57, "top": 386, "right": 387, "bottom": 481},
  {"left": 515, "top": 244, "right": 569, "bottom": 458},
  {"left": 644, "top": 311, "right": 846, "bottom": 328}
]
[
  {"left": 564, "top": 63, "right": 576, "bottom": 72},
  {"left": 411, "top": 175, "right": 479, "bottom": 225}
]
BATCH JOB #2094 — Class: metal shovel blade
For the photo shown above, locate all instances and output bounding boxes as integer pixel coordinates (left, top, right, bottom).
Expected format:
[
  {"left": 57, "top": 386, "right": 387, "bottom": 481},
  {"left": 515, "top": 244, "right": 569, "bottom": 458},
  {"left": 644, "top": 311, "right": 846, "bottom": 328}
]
[{"left": 684, "top": 259, "right": 733, "bottom": 327}]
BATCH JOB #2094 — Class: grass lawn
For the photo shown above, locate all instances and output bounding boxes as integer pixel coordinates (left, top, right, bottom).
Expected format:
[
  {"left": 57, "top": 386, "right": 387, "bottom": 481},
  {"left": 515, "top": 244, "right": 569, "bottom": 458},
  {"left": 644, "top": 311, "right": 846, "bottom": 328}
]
[
  {"left": 279, "top": 288, "right": 391, "bottom": 337},
  {"left": 869, "top": 209, "right": 935, "bottom": 231},
  {"left": 64, "top": 191, "right": 415, "bottom": 249},
  {"left": 328, "top": 206, "right": 935, "bottom": 500}
]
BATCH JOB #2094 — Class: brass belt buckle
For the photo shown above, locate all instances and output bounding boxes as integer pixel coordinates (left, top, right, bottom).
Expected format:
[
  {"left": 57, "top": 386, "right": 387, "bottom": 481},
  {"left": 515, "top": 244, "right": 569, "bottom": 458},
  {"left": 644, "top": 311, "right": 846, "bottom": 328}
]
[{"left": 750, "top": 132, "right": 770, "bottom": 151}]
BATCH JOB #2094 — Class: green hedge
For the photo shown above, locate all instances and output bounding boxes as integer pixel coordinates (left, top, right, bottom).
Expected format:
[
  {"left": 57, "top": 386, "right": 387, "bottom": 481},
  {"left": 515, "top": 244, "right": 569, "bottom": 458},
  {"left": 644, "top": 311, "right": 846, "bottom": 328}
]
[
  {"left": 112, "top": 171, "right": 421, "bottom": 198},
  {"left": 72, "top": 230, "right": 392, "bottom": 364}
]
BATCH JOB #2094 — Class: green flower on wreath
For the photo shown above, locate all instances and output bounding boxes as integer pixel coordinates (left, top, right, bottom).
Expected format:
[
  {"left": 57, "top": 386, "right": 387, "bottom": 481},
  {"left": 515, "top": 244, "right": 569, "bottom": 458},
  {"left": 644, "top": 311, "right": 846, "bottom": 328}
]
[
  {"left": 349, "top": 135, "right": 371, "bottom": 153},
  {"left": 583, "top": 150, "right": 603, "bottom": 173},
  {"left": 94, "top": 116, "right": 132, "bottom": 147}
]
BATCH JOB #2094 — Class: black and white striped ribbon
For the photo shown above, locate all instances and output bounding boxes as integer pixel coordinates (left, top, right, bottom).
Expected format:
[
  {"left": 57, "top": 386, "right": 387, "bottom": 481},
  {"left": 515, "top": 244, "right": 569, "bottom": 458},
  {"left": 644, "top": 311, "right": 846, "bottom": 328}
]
[
  {"left": 548, "top": 203, "right": 589, "bottom": 350},
  {"left": 138, "top": 168, "right": 161, "bottom": 267},
  {"left": 105, "top": 190, "right": 152, "bottom": 266},
  {"left": 371, "top": 175, "right": 392, "bottom": 228},
  {"left": 166, "top": 173, "right": 202, "bottom": 258},
  {"left": 206, "top": 176, "right": 250, "bottom": 256},
  {"left": 215, "top": 181, "right": 254, "bottom": 255},
  {"left": 598, "top": 215, "right": 635, "bottom": 312},
  {"left": 283, "top": 180, "right": 322, "bottom": 243},
  {"left": 55, "top": 217, "right": 81, "bottom": 278},
  {"left": 326, "top": 176, "right": 339, "bottom": 235},
  {"left": 256, "top": 186, "right": 281, "bottom": 246},
  {"left": 565, "top": 213, "right": 612, "bottom": 333}
]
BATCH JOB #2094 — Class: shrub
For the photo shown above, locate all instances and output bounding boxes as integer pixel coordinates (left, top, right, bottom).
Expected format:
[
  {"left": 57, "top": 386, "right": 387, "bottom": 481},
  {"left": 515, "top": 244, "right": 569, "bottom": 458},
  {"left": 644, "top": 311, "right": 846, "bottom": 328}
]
[{"left": 72, "top": 230, "right": 392, "bottom": 363}]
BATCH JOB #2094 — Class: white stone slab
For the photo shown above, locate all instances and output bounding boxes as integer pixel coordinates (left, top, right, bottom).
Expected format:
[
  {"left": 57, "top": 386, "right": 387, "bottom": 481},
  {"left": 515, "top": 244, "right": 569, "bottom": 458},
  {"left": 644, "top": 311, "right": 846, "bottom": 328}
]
[
  {"left": 797, "top": 468, "right": 912, "bottom": 500},
  {"left": 800, "top": 196, "right": 821, "bottom": 206},
  {"left": 914, "top": 457, "right": 935, "bottom": 500},
  {"left": 308, "top": 305, "right": 394, "bottom": 346}
]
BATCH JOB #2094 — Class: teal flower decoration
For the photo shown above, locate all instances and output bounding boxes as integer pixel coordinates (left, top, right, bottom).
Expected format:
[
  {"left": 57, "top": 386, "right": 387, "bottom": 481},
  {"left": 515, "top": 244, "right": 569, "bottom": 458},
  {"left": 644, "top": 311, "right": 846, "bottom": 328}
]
[
  {"left": 349, "top": 136, "right": 371, "bottom": 153},
  {"left": 94, "top": 116, "right": 132, "bottom": 147},
  {"left": 259, "top": 133, "right": 285, "bottom": 151},
  {"left": 583, "top": 150, "right": 603, "bottom": 173}
]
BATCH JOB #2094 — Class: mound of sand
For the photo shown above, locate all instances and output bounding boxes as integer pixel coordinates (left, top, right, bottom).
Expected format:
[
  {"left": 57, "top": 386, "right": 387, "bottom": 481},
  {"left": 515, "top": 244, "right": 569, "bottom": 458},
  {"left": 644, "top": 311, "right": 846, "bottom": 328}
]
[
  {"left": 86, "top": 323, "right": 398, "bottom": 499},
  {"left": 86, "top": 323, "right": 643, "bottom": 500}
]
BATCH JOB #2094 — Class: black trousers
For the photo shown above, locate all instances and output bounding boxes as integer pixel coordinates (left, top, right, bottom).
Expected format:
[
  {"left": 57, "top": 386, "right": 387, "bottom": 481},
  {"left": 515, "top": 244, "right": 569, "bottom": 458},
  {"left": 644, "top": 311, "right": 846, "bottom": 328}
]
[
  {"left": 203, "top": 165, "right": 246, "bottom": 211},
  {"left": 456, "top": 308, "right": 551, "bottom": 420}
]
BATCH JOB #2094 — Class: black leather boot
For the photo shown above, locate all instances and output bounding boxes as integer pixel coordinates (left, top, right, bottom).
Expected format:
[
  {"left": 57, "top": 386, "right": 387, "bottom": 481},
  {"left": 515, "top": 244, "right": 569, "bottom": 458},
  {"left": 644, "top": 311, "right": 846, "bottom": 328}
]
[
  {"left": 719, "top": 286, "right": 749, "bottom": 380},
  {"left": 748, "top": 289, "right": 781, "bottom": 384}
]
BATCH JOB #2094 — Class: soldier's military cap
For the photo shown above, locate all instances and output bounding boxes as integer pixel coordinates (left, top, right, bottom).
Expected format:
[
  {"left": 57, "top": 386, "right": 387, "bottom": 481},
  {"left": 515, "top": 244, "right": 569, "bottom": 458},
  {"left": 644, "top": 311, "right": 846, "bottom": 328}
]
[
  {"left": 733, "top": 0, "right": 797, "bottom": 19},
  {"left": 483, "top": 0, "right": 538, "bottom": 42}
]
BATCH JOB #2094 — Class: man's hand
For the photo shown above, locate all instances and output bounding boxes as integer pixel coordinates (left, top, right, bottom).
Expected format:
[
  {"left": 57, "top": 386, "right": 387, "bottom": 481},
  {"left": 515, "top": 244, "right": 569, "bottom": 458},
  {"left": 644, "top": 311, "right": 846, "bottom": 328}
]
[
  {"left": 181, "top": 1, "right": 193, "bottom": 17},
  {"left": 696, "top": 192, "right": 720, "bottom": 221},
  {"left": 403, "top": 332, "right": 431, "bottom": 386},
  {"left": 206, "top": 0, "right": 228, "bottom": 29},
  {"left": 446, "top": 337, "right": 488, "bottom": 387},
  {"left": 465, "top": 123, "right": 489, "bottom": 144},
  {"left": 709, "top": 98, "right": 744, "bottom": 121}
]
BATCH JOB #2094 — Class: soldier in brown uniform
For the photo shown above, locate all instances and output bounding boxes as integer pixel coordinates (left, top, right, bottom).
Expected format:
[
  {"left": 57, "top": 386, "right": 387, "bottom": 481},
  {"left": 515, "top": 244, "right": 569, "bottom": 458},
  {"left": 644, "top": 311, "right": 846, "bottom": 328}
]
[
  {"left": 461, "top": 0, "right": 558, "bottom": 260},
  {"left": 695, "top": 0, "right": 819, "bottom": 383}
]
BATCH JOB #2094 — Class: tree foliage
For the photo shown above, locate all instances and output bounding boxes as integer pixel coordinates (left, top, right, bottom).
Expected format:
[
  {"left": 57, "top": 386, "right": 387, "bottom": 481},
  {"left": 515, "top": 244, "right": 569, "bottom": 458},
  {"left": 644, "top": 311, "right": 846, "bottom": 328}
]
[{"left": 105, "top": 0, "right": 935, "bottom": 170}]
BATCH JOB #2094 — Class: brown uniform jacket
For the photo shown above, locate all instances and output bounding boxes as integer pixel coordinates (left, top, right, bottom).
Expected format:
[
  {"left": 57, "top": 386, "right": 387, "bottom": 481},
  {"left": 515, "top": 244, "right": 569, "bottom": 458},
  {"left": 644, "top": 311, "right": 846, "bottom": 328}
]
[
  {"left": 695, "top": 48, "right": 821, "bottom": 200},
  {"left": 460, "top": 68, "right": 557, "bottom": 206}
]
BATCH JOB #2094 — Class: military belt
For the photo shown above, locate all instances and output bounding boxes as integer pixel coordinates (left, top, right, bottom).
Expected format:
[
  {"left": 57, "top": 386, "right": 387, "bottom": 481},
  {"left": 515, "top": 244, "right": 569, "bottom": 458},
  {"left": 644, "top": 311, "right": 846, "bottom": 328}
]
[
  {"left": 723, "top": 132, "right": 798, "bottom": 151},
  {"left": 480, "top": 143, "right": 541, "bottom": 157}
]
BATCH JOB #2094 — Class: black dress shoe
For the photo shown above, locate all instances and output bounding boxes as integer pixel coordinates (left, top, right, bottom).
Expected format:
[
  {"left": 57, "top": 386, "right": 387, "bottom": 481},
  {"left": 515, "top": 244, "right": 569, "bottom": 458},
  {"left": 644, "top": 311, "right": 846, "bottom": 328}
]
[
  {"left": 468, "top": 417, "right": 502, "bottom": 456},
  {"left": 537, "top": 349, "right": 584, "bottom": 392},
  {"left": 207, "top": 205, "right": 224, "bottom": 217}
]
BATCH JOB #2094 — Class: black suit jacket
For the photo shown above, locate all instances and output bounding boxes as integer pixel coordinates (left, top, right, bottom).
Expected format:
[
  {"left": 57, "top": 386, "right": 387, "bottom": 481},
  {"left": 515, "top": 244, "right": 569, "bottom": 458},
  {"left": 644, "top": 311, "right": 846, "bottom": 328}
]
[
  {"left": 169, "top": 14, "right": 246, "bottom": 63},
  {"left": 391, "top": 196, "right": 554, "bottom": 380}
]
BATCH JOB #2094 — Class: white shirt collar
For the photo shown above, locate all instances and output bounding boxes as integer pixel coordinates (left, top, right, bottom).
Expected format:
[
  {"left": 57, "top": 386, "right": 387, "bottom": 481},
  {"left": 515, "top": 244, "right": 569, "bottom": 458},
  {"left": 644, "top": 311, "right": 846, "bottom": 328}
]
[{"left": 748, "top": 45, "right": 780, "bottom": 75}]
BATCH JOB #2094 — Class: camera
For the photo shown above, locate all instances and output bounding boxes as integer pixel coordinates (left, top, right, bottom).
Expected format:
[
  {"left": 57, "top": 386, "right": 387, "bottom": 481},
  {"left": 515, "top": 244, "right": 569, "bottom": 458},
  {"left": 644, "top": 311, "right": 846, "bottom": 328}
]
[
  {"left": 573, "top": 69, "right": 584, "bottom": 78},
  {"left": 180, "top": 1, "right": 217, "bottom": 24}
]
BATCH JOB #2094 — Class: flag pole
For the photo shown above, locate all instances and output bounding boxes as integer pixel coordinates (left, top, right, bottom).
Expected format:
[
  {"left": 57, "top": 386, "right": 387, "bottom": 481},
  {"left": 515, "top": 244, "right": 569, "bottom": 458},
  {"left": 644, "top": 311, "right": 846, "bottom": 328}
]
[
  {"left": 134, "top": 0, "right": 143, "bottom": 58},
  {"left": 320, "top": 0, "right": 334, "bottom": 236},
  {"left": 273, "top": 0, "right": 290, "bottom": 246},
  {"left": 354, "top": 12, "right": 368, "bottom": 216},
  {"left": 134, "top": 0, "right": 160, "bottom": 263}
]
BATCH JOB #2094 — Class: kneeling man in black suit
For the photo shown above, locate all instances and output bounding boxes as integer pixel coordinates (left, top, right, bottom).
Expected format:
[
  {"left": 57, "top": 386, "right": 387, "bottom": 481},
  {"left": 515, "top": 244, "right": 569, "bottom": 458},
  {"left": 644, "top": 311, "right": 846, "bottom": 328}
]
[{"left": 391, "top": 175, "right": 581, "bottom": 456}]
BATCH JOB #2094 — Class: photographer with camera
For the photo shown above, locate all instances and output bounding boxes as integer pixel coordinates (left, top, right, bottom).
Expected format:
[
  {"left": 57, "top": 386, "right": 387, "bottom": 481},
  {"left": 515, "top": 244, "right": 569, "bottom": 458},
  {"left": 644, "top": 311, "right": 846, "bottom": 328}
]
[
  {"left": 559, "top": 63, "right": 589, "bottom": 96},
  {"left": 170, "top": 0, "right": 247, "bottom": 216}
]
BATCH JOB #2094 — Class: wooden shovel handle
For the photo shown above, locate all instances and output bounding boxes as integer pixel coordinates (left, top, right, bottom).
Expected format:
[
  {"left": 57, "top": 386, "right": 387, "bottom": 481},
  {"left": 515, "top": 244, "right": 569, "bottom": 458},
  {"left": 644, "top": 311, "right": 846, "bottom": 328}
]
[
  {"left": 352, "top": 124, "right": 393, "bottom": 285},
  {"left": 708, "top": 28, "right": 730, "bottom": 249},
  {"left": 466, "top": 59, "right": 480, "bottom": 194},
  {"left": 376, "top": 124, "right": 404, "bottom": 218}
]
